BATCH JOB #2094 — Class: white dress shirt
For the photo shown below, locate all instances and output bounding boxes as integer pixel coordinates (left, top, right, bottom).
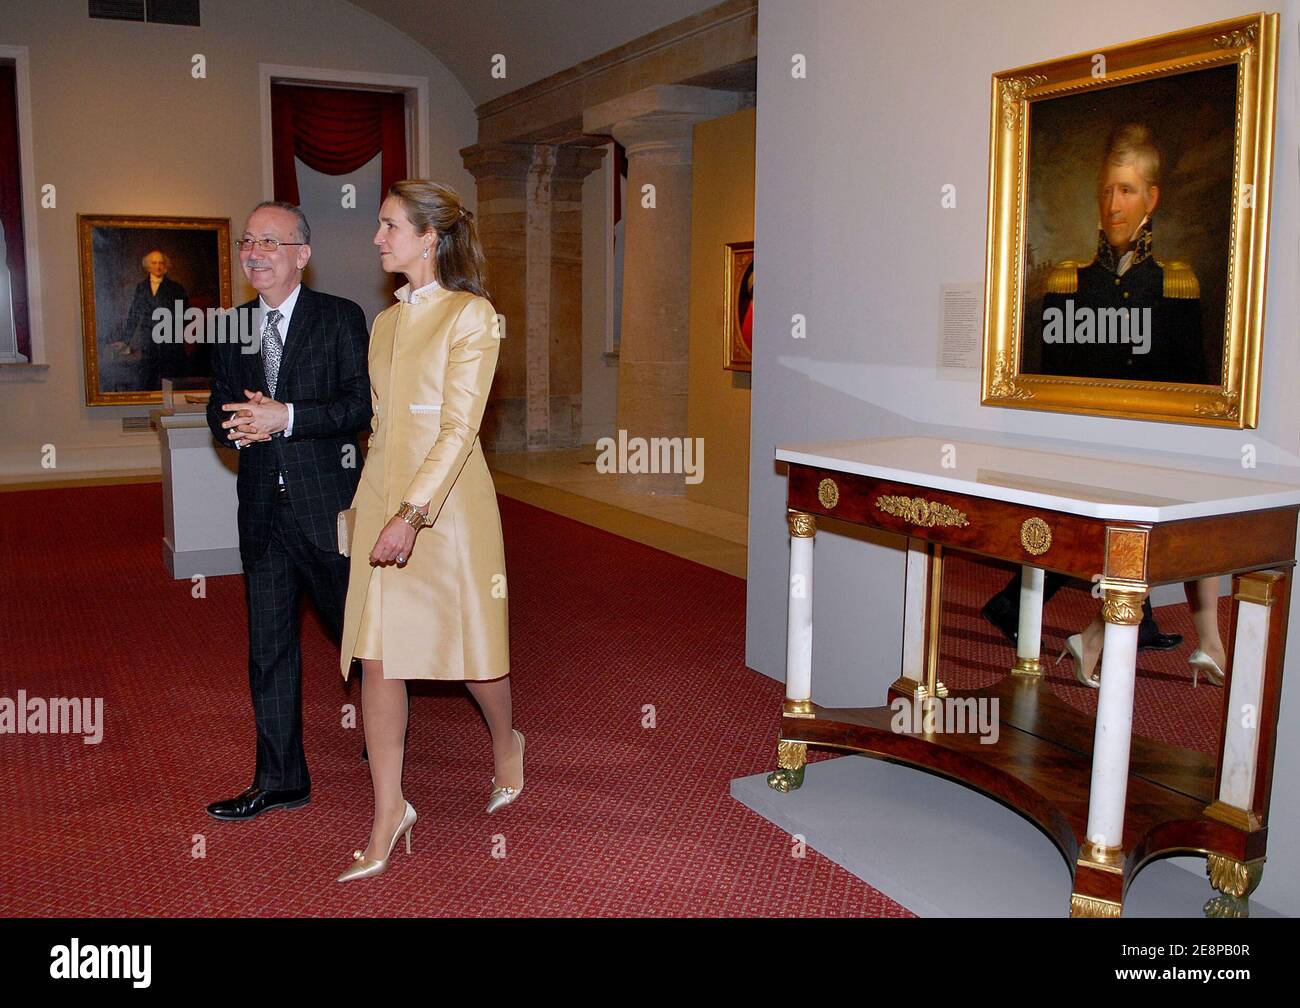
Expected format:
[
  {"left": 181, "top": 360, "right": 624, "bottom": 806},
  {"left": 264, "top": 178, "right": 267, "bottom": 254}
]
[
  {"left": 236, "top": 284, "right": 301, "bottom": 467},
  {"left": 259, "top": 283, "right": 301, "bottom": 438}
]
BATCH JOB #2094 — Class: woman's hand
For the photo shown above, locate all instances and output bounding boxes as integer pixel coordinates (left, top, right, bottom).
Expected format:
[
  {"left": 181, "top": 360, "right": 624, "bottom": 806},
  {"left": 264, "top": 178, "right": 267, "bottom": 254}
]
[{"left": 370, "top": 516, "right": 418, "bottom": 567}]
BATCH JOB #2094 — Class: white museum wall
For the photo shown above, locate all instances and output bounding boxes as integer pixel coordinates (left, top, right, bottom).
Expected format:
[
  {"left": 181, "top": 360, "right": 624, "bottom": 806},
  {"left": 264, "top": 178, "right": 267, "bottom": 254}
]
[
  {"left": 749, "top": 0, "right": 1300, "bottom": 912},
  {"left": 686, "top": 107, "right": 754, "bottom": 517},
  {"left": 295, "top": 154, "right": 394, "bottom": 327},
  {"left": 0, "top": 0, "right": 476, "bottom": 479}
]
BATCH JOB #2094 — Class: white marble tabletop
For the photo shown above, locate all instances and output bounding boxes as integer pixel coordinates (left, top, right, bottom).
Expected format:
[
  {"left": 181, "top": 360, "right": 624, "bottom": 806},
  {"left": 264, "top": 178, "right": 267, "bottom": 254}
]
[{"left": 776, "top": 436, "right": 1300, "bottom": 522}]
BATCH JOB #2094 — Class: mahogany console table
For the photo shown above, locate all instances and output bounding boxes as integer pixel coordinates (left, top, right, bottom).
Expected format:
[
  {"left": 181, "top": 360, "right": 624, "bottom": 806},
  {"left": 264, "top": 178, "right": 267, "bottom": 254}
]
[{"left": 768, "top": 436, "right": 1300, "bottom": 917}]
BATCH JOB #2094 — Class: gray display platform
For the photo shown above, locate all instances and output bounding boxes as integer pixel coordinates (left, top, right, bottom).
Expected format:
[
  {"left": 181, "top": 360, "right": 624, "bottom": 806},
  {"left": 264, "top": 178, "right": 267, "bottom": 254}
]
[{"left": 731, "top": 754, "right": 1282, "bottom": 917}]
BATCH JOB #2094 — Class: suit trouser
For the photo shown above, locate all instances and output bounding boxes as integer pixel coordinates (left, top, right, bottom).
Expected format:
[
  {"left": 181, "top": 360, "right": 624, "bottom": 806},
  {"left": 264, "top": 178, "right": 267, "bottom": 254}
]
[
  {"left": 244, "top": 490, "right": 349, "bottom": 791},
  {"left": 992, "top": 571, "right": 1160, "bottom": 633}
]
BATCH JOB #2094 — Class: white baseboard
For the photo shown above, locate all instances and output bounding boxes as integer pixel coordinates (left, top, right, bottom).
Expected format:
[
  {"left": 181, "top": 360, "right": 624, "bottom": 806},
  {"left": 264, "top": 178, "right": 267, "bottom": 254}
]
[{"left": 0, "top": 442, "right": 163, "bottom": 481}]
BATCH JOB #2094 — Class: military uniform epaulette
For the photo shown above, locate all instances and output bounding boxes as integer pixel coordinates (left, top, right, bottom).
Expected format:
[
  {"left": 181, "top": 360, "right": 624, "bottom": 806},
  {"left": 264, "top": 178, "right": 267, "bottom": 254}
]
[
  {"left": 1158, "top": 260, "right": 1200, "bottom": 299},
  {"left": 1045, "top": 260, "right": 1081, "bottom": 294}
]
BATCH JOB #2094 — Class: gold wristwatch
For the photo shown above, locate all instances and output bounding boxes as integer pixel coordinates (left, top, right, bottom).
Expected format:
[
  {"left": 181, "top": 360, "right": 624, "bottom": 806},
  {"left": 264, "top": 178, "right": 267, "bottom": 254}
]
[{"left": 396, "top": 501, "right": 430, "bottom": 530}]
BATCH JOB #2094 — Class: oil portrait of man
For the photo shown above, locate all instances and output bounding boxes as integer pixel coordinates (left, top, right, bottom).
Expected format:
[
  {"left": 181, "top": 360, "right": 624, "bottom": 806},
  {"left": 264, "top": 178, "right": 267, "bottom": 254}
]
[
  {"left": 1017, "top": 64, "right": 1237, "bottom": 388},
  {"left": 80, "top": 218, "right": 228, "bottom": 405}
]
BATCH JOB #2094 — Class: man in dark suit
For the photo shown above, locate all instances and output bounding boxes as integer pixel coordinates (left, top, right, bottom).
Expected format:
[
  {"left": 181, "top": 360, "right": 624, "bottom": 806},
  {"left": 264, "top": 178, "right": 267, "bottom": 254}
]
[
  {"left": 104, "top": 251, "right": 189, "bottom": 392},
  {"left": 1034, "top": 123, "right": 1206, "bottom": 384},
  {"left": 204, "top": 200, "right": 371, "bottom": 821}
]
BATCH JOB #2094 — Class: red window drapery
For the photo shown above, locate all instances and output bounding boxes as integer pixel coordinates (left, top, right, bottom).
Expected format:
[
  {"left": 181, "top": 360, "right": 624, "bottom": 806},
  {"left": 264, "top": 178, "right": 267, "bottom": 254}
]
[
  {"left": 270, "top": 83, "right": 407, "bottom": 206},
  {"left": 0, "top": 61, "right": 31, "bottom": 360}
]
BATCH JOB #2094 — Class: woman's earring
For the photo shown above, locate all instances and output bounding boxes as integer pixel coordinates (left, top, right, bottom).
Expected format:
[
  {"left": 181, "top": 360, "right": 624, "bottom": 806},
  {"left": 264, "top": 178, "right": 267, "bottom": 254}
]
[{"left": 422, "top": 247, "right": 429, "bottom": 259}]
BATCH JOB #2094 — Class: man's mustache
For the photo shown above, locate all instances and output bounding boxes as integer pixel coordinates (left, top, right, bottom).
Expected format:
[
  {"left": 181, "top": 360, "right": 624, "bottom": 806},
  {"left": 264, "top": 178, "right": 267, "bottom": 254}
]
[{"left": 244, "top": 258, "right": 270, "bottom": 269}]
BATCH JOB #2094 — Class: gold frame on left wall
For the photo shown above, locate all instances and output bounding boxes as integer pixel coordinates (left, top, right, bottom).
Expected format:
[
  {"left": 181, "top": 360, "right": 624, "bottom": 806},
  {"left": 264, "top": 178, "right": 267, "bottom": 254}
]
[{"left": 78, "top": 213, "right": 232, "bottom": 407}]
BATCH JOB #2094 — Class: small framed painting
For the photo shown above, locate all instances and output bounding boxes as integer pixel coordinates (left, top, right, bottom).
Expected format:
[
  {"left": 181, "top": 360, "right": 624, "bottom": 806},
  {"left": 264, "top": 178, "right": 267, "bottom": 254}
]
[{"left": 724, "top": 240, "right": 753, "bottom": 372}]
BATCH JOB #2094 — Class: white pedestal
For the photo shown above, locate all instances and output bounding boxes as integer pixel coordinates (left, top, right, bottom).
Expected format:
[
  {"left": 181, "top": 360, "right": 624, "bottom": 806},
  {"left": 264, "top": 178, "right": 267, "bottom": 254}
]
[{"left": 157, "top": 412, "right": 242, "bottom": 579}]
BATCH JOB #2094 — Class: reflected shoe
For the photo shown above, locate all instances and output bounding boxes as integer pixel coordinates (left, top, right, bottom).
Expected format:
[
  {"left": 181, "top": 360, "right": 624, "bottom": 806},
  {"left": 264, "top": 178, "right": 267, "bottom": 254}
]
[
  {"left": 1188, "top": 649, "right": 1225, "bottom": 688},
  {"left": 486, "top": 729, "right": 526, "bottom": 815},
  {"left": 1138, "top": 629, "right": 1183, "bottom": 652},
  {"left": 336, "top": 800, "right": 416, "bottom": 883},
  {"left": 981, "top": 595, "right": 1019, "bottom": 645},
  {"left": 206, "top": 784, "right": 310, "bottom": 821},
  {"left": 1057, "top": 634, "right": 1099, "bottom": 689}
]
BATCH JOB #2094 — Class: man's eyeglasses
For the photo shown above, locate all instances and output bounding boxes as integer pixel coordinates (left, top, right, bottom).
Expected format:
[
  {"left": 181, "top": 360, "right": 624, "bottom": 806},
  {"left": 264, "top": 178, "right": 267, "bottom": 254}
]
[{"left": 237, "top": 238, "right": 307, "bottom": 252}]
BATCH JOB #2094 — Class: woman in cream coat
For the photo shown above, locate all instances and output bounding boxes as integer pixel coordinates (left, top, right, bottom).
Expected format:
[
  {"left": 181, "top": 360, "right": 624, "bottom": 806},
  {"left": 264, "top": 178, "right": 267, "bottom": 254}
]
[{"left": 336, "top": 181, "right": 520, "bottom": 883}]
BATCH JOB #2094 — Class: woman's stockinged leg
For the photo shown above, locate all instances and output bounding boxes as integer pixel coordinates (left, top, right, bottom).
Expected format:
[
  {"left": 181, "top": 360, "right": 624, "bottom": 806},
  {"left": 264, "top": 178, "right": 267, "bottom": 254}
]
[
  {"left": 466, "top": 676, "right": 520, "bottom": 789},
  {"left": 361, "top": 658, "right": 410, "bottom": 859},
  {"left": 1186, "top": 577, "right": 1227, "bottom": 671}
]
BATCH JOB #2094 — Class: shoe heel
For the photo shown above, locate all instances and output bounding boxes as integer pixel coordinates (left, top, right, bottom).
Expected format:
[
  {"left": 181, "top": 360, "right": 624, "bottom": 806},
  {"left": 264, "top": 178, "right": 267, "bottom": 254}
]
[
  {"left": 1058, "top": 634, "right": 1097, "bottom": 688},
  {"left": 404, "top": 826, "right": 413, "bottom": 855},
  {"left": 1188, "top": 649, "right": 1224, "bottom": 689}
]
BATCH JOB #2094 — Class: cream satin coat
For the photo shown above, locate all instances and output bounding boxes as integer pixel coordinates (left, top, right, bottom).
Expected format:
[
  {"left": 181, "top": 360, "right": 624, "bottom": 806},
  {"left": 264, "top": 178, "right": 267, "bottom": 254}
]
[{"left": 339, "top": 286, "right": 508, "bottom": 681}]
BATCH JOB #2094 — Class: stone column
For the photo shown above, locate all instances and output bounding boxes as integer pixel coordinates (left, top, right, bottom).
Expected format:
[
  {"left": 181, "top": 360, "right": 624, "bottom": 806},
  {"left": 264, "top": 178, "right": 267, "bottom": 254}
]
[
  {"left": 584, "top": 85, "right": 741, "bottom": 494},
  {"left": 463, "top": 142, "right": 603, "bottom": 451},
  {"left": 528, "top": 145, "right": 605, "bottom": 448},
  {"left": 461, "top": 142, "right": 532, "bottom": 450}
]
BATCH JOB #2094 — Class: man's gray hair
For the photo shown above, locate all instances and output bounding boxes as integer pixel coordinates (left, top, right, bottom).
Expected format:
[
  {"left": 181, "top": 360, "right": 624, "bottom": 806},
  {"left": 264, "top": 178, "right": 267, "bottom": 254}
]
[
  {"left": 1100, "top": 122, "right": 1162, "bottom": 189},
  {"left": 141, "top": 249, "right": 170, "bottom": 270},
  {"left": 252, "top": 200, "right": 311, "bottom": 244}
]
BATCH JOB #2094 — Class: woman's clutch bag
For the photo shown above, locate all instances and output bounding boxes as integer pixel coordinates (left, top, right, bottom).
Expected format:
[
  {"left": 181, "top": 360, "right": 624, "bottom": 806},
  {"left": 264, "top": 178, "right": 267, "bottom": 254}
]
[{"left": 337, "top": 508, "right": 357, "bottom": 557}]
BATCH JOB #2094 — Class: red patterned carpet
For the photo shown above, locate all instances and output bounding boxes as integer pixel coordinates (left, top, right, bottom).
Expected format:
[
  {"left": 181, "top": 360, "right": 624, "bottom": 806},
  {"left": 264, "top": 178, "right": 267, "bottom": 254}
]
[{"left": 0, "top": 482, "right": 1226, "bottom": 917}]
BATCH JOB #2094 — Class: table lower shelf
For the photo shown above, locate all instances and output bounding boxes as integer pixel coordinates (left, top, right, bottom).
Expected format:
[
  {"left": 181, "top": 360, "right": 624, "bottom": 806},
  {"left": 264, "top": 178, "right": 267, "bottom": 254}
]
[{"left": 779, "top": 675, "right": 1263, "bottom": 901}]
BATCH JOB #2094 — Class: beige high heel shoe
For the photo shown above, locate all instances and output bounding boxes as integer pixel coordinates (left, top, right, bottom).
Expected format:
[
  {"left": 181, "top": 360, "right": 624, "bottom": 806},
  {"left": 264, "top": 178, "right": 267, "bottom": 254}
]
[
  {"left": 1057, "top": 633, "right": 1100, "bottom": 689},
  {"left": 486, "top": 729, "right": 525, "bottom": 815},
  {"left": 1188, "top": 649, "right": 1225, "bottom": 688},
  {"left": 336, "top": 800, "right": 416, "bottom": 882}
]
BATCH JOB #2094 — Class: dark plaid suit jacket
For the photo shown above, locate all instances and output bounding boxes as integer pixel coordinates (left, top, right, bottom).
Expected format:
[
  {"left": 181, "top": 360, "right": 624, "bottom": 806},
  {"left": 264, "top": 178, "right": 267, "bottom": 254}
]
[{"left": 206, "top": 286, "right": 371, "bottom": 564}]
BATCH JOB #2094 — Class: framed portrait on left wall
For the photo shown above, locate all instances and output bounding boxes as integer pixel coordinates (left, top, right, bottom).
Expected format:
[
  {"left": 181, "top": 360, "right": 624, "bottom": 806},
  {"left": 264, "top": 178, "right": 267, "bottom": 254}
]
[
  {"left": 78, "top": 214, "right": 232, "bottom": 406},
  {"left": 724, "top": 240, "right": 753, "bottom": 372}
]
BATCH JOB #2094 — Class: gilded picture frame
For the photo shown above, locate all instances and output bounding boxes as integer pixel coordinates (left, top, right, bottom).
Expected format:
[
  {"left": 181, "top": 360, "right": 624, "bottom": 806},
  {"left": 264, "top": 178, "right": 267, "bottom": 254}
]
[
  {"left": 980, "top": 13, "right": 1277, "bottom": 428},
  {"left": 724, "top": 240, "right": 753, "bottom": 372},
  {"left": 78, "top": 214, "right": 232, "bottom": 406}
]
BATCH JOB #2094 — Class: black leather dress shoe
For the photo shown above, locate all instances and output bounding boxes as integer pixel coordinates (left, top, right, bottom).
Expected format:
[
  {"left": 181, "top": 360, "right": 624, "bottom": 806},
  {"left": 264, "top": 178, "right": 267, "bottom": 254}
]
[
  {"left": 1138, "top": 630, "right": 1183, "bottom": 651},
  {"left": 981, "top": 595, "right": 1019, "bottom": 645},
  {"left": 206, "top": 784, "right": 310, "bottom": 821}
]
